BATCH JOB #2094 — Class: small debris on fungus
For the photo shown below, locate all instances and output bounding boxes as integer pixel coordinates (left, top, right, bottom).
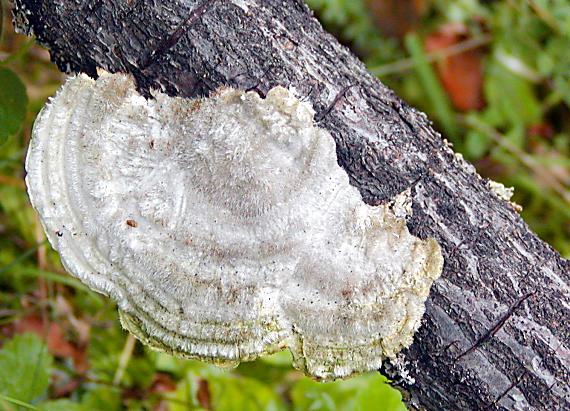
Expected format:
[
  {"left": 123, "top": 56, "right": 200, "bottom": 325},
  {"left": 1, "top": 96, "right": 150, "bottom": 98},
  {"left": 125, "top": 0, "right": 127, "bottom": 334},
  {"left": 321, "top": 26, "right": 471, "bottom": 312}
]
[
  {"left": 126, "top": 219, "right": 138, "bottom": 228},
  {"left": 26, "top": 72, "right": 443, "bottom": 380}
]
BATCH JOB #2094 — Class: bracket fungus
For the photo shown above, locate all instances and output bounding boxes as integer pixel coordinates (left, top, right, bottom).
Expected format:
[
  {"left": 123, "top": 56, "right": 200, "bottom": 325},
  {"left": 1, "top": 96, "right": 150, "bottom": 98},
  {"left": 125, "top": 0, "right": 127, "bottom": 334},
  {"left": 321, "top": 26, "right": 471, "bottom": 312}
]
[{"left": 26, "top": 72, "right": 443, "bottom": 380}]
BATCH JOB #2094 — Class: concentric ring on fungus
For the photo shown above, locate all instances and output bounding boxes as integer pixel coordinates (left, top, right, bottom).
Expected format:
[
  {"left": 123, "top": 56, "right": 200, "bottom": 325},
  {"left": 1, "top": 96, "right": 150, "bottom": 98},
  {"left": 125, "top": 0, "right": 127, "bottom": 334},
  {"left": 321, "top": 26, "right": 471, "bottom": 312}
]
[{"left": 26, "top": 72, "right": 443, "bottom": 380}]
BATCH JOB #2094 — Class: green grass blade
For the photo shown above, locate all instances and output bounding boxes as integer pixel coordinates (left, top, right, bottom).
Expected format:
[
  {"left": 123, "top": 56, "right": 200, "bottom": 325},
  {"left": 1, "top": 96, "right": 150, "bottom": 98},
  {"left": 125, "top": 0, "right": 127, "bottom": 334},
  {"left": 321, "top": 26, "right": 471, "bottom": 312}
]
[{"left": 0, "top": 393, "right": 42, "bottom": 411}]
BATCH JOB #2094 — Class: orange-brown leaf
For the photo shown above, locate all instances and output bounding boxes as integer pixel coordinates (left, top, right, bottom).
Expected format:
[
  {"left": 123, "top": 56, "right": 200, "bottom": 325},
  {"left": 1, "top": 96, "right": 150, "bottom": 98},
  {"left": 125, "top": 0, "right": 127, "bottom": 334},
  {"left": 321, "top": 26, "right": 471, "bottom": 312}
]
[
  {"left": 150, "top": 373, "right": 177, "bottom": 393},
  {"left": 425, "top": 25, "right": 485, "bottom": 111},
  {"left": 197, "top": 379, "right": 212, "bottom": 410},
  {"left": 15, "top": 315, "right": 88, "bottom": 373}
]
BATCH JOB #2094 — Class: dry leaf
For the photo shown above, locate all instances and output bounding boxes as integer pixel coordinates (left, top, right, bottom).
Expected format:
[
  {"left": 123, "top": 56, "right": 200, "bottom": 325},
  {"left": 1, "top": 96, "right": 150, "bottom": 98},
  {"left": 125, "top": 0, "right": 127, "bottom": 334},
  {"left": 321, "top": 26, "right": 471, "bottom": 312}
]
[
  {"left": 197, "top": 379, "right": 212, "bottom": 410},
  {"left": 15, "top": 315, "right": 88, "bottom": 373},
  {"left": 425, "top": 24, "right": 485, "bottom": 111}
]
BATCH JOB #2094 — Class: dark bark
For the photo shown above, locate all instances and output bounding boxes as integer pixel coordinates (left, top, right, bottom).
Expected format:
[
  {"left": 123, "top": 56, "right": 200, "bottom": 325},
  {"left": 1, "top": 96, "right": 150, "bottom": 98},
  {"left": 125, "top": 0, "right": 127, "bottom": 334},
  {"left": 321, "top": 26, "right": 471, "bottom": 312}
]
[{"left": 12, "top": 1, "right": 569, "bottom": 409}]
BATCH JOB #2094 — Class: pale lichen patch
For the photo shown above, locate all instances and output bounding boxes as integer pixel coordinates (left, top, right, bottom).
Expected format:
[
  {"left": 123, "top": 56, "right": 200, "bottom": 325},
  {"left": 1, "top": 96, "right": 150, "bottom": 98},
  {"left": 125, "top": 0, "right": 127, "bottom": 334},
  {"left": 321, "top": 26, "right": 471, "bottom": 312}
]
[
  {"left": 26, "top": 72, "right": 443, "bottom": 380},
  {"left": 389, "top": 188, "right": 414, "bottom": 219},
  {"left": 488, "top": 180, "right": 515, "bottom": 202},
  {"left": 488, "top": 180, "right": 522, "bottom": 212}
]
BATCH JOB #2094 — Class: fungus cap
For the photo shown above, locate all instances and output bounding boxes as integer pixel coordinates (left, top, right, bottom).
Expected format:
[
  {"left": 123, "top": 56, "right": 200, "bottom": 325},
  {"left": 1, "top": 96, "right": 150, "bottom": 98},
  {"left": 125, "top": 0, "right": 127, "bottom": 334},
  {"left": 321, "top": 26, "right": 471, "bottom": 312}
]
[{"left": 26, "top": 72, "right": 443, "bottom": 380}]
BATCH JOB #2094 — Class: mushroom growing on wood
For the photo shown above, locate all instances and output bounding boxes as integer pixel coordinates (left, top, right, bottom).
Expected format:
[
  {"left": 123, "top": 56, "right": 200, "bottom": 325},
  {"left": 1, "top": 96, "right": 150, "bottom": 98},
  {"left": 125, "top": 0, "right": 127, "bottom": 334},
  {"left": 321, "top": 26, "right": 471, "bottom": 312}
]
[{"left": 26, "top": 72, "right": 443, "bottom": 380}]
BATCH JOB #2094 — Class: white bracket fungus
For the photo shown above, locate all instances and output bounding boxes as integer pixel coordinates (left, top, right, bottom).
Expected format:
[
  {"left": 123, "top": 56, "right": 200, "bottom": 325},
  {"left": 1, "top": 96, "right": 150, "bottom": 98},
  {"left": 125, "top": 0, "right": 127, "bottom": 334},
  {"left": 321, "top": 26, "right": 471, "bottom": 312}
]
[{"left": 26, "top": 72, "right": 443, "bottom": 380}]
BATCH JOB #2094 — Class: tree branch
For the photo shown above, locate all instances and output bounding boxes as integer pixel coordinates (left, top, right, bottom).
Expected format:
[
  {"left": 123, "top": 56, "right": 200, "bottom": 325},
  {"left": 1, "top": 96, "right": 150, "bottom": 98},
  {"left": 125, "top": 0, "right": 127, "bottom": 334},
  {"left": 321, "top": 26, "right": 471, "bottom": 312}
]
[{"left": 12, "top": 1, "right": 569, "bottom": 409}]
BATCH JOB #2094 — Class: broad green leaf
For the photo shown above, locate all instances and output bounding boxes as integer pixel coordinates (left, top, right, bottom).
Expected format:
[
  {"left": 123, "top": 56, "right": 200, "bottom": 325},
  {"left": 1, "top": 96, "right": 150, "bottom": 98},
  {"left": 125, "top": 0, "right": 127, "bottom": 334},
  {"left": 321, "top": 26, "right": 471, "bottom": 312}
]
[
  {"left": 0, "top": 334, "right": 52, "bottom": 407},
  {"left": 353, "top": 374, "right": 406, "bottom": 411},
  {"left": 0, "top": 67, "right": 28, "bottom": 145},
  {"left": 291, "top": 373, "right": 406, "bottom": 411}
]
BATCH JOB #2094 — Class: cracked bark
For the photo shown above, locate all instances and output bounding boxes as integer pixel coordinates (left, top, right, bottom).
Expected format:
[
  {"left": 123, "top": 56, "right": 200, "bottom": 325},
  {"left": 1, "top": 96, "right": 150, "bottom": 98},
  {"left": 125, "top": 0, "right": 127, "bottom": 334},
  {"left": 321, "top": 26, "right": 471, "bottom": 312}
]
[{"left": 12, "top": 1, "right": 569, "bottom": 410}]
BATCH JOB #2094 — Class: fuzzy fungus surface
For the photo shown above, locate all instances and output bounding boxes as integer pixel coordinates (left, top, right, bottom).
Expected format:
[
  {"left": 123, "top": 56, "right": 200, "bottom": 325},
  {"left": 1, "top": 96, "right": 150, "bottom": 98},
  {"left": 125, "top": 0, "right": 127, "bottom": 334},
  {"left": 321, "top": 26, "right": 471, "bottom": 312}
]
[{"left": 26, "top": 72, "right": 443, "bottom": 380}]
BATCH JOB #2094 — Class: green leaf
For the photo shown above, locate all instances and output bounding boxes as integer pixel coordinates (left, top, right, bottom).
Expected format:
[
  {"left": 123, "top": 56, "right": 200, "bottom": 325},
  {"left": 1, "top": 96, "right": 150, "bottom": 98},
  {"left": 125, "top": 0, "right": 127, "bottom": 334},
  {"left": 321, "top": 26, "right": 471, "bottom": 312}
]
[
  {"left": 0, "top": 67, "right": 28, "bottom": 145},
  {"left": 88, "top": 315, "right": 134, "bottom": 384},
  {"left": 167, "top": 376, "right": 199, "bottom": 411},
  {"left": 0, "top": 394, "right": 42, "bottom": 411},
  {"left": 80, "top": 387, "right": 121, "bottom": 411},
  {"left": 292, "top": 377, "right": 360, "bottom": 411},
  {"left": 542, "top": 37, "right": 570, "bottom": 107},
  {"left": 259, "top": 350, "right": 293, "bottom": 367},
  {"left": 291, "top": 373, "right": 406, "bottom": 411},
  {"left": 433, "top": 0, "right": 488, "bottom": 22},
  {"left": 505, "top": 125, "right": 526, "bottom": 150},
  {"left": 0, "top": 334, "right": 52, "bottom": 406},
  {"left": 531, "top": 0, "right": 570, "bottom": 36},
  {"left": 0, "top": 186, "right": 37, "bottom": 244},
  {"left": 292, "top": 378, "right": 352, "bottom": 411},
  {"left": 235, "top": 356, "right": 292, "bottom": 388},
  {"left": 306, "top": 0, "right": 403, "bottom": 66},
  {"left": 171, "top": 364, "right": 287, "bottom": 411},
  {"left": 353, "top": 374, "right": 406, "bottom": 411},
  {"left": 39, "top": 400, "right": 84, "bottom": 411},
  {"left": 125, "top": 355, "right": 156, "bottom": 389},
  {"left": 484, "top": 58, "right": 541, "bottom": 128},
  {"left": 209, "top": 374, "right": 287, "bottom": 411},
  {"left": 465, "top": 129, "right": 491, "bottom": 160},
  {"left": 153, "top": 352, "right": 187, "bottom": 377}
]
